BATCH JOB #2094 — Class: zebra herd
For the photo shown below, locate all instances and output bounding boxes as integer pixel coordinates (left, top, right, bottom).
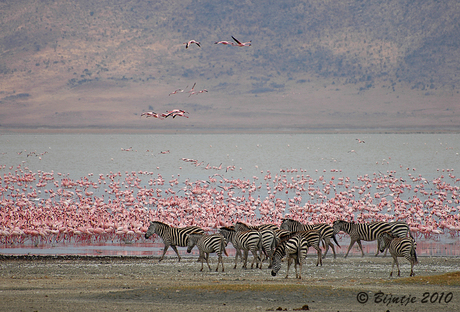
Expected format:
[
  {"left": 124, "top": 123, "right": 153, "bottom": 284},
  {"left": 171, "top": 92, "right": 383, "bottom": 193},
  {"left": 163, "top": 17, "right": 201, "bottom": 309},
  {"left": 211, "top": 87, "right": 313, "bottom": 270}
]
[{"left": 144, "top": 218, "right": 418, "bottom": 278}]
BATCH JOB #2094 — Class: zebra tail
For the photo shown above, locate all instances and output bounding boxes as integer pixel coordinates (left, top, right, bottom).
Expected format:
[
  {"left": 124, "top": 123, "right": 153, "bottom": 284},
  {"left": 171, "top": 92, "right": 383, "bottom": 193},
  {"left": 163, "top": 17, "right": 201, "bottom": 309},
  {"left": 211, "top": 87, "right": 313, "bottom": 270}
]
[
  {"left": 222, "top": 240, "right": 228, "bottom": 257},
  {"left": 332, "top": 234, "right": 341, "bottom": 248},
  {"left": 411, "top": 240, "right": 418, "bottom": 264}
]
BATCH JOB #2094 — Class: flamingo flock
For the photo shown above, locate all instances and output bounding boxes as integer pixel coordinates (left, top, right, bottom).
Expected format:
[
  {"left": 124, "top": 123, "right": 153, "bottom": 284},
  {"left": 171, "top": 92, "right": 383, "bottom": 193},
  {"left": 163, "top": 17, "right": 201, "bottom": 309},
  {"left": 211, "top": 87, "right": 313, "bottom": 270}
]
[
  {"left": 1, "top": 161, "right": 459, "bottom": 248},
  {"left": 141, "top": 109, "right": 189, "bottom": 120}
]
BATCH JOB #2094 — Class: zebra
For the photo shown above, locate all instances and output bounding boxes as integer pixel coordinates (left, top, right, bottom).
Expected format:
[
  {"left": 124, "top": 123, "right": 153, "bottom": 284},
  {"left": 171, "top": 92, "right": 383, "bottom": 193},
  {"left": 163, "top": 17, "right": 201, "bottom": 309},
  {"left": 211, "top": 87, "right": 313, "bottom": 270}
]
[
  {"left": 280, "top": 218, "right": 340, "bottom": 259},
  {"left": 186, "top": 233, "right": 228, "bottom": 272},
  {"left": 219, "top": 226, "right": 262, "bottom": 269},
  {"left": 378, "top": 232, "right": 418, "bottom": 277},
  {"left": 270, "top": 230, "right": 322, "bottom": 279},
  {"left": 332, "top": 220, "right": 392, "bottom": 257},
  {"left": 373, "top": 221, "right": 413, "bottom": 256},
  {"left": 234, "top": 222, "right": 277, "bottom": 267},
  {"left": 144, "top": 221, "right": 204, "bottom": 262}
]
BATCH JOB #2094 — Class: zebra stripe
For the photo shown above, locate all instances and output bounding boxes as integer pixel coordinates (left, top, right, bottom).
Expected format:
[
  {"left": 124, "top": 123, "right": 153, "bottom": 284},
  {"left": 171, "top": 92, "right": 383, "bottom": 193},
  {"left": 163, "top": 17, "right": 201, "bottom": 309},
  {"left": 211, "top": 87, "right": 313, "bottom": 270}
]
[
  {"left": 280, "top": 218, "right": 340, "bottom": 259},
  {"left": 270, "top": 230, "right": 322, "bottom": 279},
  {"left": 219, "top": 226, "right": 262, "bottom": 269},
  {"left": 378, "top": 232, "right": 418, "bottom": 277},
  {"left": 186, "top": 233, "right": 228, "bottom": 272},
  {"left": 144, "top": 221, "right": 204, "bottom": 262},
  {"left": 332, "top": 220, "right": 392, "bottom": 257}
]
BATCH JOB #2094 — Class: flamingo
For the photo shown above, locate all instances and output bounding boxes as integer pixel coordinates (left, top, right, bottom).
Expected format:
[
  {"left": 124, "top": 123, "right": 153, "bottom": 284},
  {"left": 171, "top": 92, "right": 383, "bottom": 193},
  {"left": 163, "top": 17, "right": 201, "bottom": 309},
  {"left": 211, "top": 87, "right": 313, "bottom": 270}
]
[
  {"left": 231, "top": 36, "right": 251, "bottom": 47},
  {"left": 184, "top": 40, "right": 200, "bottom": 49},
  {"left": 169, "top": 87, "right": 188, "bottom": 96},
  {"left": 141, "top": 112, "right": 163, "bottom": 119},
  {"left": 214, "top": 40, "right": 235, "bottom": 46}
]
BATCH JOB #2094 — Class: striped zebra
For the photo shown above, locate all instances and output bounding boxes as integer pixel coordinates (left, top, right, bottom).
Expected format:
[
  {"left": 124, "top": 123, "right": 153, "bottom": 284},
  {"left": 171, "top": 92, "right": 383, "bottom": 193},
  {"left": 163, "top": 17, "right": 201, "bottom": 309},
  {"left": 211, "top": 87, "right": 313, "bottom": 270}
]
[
  {"left": 280, "top": 218, "right": 340, "bottom": 259},
  {"left": 270, "top": 230, "right": 322, "bottom": 279},
  {"left": 332, "top": 220, "right": 392, "bottom": 257},
  {"left": 219, "top": 226, "right": 262, "bottom": 269},
  {"left": 186, "top": 233, "right": 228, "bottom": 272},
  {"left": 373, "top": 221, "right": 413, "bottom": 256},
  {"left": 378, "top": 232, "right": 418, "bottom": 277},
  {"left": 234, "top": 222, "right": 277, "bottom": 267},
  {"left": 144, "top": 221, "right": 204, "bottom": 262}
]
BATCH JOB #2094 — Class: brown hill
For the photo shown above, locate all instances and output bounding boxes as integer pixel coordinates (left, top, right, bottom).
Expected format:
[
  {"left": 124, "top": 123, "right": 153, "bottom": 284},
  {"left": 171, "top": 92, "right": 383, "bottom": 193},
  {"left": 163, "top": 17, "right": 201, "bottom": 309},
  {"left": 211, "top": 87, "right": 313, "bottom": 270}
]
[{"left": 1, "top": 0, "right": 459, "bottom": 132}]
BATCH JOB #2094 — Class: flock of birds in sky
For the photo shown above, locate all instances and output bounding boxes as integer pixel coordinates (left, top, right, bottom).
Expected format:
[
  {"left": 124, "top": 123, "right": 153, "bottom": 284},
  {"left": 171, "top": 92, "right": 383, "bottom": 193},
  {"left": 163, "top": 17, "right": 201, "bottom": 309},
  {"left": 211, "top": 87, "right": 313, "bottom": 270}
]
[{"left": 140, "top": 36, "right": 251, "bottom": 121}]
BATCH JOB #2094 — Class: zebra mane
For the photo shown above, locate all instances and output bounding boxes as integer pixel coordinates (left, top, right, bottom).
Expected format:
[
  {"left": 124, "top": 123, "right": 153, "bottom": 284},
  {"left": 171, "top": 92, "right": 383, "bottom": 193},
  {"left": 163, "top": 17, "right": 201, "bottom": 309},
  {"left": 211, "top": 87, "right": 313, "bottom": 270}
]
[
  {"left": 219, "top": 226, "right": 235, "bottom": 232},
  {"left": 277, "top": 231, "right": 299, "bottom": 245},
  {"left": 283, "top": 218, "right": 301, "bottom": 224},
  {"left": 188, "top": 231, "right": 204, "bottom": 236},
  {"left": 235, "top": 221, "right": 250, "bottom": 227},
  {"left": 152, "top": 220, "right": 170, "bottom": 227},
  {"left": 382, "top": 231, "right": 397, "bottom": 239}
]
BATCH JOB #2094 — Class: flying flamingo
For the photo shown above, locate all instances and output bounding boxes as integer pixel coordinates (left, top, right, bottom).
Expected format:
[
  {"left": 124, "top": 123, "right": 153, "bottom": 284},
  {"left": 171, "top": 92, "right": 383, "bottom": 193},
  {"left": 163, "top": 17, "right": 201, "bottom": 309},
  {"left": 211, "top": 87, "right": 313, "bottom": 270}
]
[
  {"left": 231, "top": 36, "right": 251, "bottom": 47},
  {"left": 141, "top": 112, "right": 163, "bottom": 119},
  {"left": 184, "top": 40, "right": 201, "bottom": 49},
  {"left": 169, "top": 86, "right": 188, "bottom": 96},
  {"left": 215, "top": 40, "right": 235, "bottom": 46}
]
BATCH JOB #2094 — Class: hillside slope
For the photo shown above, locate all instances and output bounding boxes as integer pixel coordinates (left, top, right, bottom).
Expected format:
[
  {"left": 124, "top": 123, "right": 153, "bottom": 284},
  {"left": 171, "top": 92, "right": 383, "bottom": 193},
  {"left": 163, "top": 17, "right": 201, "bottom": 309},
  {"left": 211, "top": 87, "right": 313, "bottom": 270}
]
[{"left": 0, "top": 0, "right": 459, "bottom": 132}]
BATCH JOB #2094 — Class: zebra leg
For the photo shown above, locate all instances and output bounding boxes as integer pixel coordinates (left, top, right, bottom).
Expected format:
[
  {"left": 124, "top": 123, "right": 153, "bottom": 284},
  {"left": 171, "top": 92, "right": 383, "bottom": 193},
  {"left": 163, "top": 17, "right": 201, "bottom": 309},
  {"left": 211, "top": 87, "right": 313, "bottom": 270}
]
[
  {"left": 375, "top": 239, "right": 380, "bottom": 257},
  {"left": 409, "top": 260, "right": 415, "bottom": 277},
  {"left": 390, "top": 255, "right": 397, "bottom": 277},
  {"left": 250, "top": 248, "right": 260, "bottom": 269},
  {"left": 285, "top": 257, "right": 293, "bottom": 279},
  {"left": 205, "top": 253, "right": 212, "bottom": 271},
  {"left": 199, "top": 251, "right": 205, "bottom": 271},
  {"left": 315, "top": 246, "right": 322, "bottom": 266},
  {"left": 344, "top": 239, "right": 356, "bottom": 258},
  {"left": 159, "top": 244, "right": 170, "bottom": 262},
  {"left": 233, "top": 249, "right": 240, "bottom": 269},
  {"left": 356, "top": 240, "right": 365, "bottom": 257},
  {"left": 297, "top": 258, "right": 303, "bottom": 279},
  {"left": 171, "top": 245, "right": 182, "bottom": 262},
  {"left": 217, "top": 252, "right": 224, "bottom": 272},
  {"left": 395, "top": 257, "right": 401, "bottom": 277},
  {"left": 322, "top": 238, "right": 329, "bottom": 259},
  {"left": 243, "top": 249, "right": 249, "bottom": 269},
  {"left": 329, "top": 241, "right": 337, "bottom": 259}
]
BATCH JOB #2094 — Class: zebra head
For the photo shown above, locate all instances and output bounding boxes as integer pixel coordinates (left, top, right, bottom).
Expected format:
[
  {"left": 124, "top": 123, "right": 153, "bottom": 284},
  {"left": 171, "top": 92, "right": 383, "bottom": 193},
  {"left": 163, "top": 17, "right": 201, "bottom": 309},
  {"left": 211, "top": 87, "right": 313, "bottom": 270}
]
[
  {"left": 144, "top": 221, "right": 156, "bottom": 239},
  {"left": 332, "top": 220, "right": 348, "bottom": 234},
  {"left": 218, "top": 226, "right": 235, "bottom": 243},
  {"left": 280, "top": 218, "right": 301, "bottom": 232},
  {"left": 378, "top": 232, "right": 396, "bottom": 253},
  {"left": 270, "top": 243, "right": 286, "bottom": 277},
  {"left": 144, "top": 221, "right": 167, "bottom": 239},
  {"left": 186, "top": 233, "right": 203, "bottom": 253}
]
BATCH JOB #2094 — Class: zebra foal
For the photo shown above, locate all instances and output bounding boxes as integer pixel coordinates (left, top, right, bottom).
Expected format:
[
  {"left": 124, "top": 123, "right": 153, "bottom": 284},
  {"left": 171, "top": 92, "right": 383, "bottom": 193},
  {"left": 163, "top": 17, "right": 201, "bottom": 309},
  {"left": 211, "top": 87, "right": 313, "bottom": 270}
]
[
  {"left": 378, "top": 232, "right": 418, "bottom": 277},
  {"left": 186, "top": 233, "right": 228, "bottom": 272},
  {"left": 144, "top": 221, "right": 204, "bottom": 262},
  {"left": 375, "top": 221, "right": 413, "bottom": 256},
  {"left": 333, "top": 220, "right": 391, "bottom": 257}
]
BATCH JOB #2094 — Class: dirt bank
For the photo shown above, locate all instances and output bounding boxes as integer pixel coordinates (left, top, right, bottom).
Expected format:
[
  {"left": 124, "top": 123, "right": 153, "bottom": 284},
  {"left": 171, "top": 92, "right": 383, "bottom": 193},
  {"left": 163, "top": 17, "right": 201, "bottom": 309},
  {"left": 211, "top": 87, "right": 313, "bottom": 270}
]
[{"left": 1, "top": 255, "right": 459, "bottom": 312}]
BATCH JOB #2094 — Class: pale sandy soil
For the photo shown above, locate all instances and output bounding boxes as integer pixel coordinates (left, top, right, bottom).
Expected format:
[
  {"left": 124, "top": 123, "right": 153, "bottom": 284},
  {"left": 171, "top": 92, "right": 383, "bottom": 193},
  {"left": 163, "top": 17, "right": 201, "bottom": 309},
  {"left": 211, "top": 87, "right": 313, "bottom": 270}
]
[{"left": 1, "top": 255, "right": 459, "bottom": 312}]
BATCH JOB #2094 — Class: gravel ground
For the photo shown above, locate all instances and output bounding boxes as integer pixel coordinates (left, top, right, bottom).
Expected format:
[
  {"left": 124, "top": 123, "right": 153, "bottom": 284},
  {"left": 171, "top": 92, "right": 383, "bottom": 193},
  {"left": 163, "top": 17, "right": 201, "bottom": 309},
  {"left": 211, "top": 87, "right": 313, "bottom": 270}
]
[{"left": 1, "top": 255, "right": 459, "bottom": 312}]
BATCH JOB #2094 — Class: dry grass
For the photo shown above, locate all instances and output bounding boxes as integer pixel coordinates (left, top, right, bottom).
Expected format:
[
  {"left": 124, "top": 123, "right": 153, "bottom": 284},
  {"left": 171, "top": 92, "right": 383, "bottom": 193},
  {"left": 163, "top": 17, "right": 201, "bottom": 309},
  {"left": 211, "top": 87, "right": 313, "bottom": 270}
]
[{"left": 397, "top": 272, "right": 460, "bottom": 286}]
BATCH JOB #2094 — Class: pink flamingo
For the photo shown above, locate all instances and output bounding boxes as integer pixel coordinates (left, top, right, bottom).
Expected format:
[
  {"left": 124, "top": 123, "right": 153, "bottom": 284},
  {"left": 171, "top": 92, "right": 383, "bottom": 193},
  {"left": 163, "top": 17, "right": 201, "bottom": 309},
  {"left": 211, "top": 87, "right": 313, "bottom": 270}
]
[
  {"left": 184, "top": 40, "right": 200, "bottom": 49},
  {"left": 214, "top": 40, "right": 235, "bottom": 46},
  {"left": 231, "top": 36, "right": 251, "bottom": 47}
]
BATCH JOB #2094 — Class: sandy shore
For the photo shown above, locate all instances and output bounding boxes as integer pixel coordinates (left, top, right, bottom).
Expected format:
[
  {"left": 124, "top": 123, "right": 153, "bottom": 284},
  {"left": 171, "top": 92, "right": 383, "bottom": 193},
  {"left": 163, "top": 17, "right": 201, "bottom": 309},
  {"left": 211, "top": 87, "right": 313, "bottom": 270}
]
[{"left": 1, "top": 255, "right": 459, "bottom": 312}]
